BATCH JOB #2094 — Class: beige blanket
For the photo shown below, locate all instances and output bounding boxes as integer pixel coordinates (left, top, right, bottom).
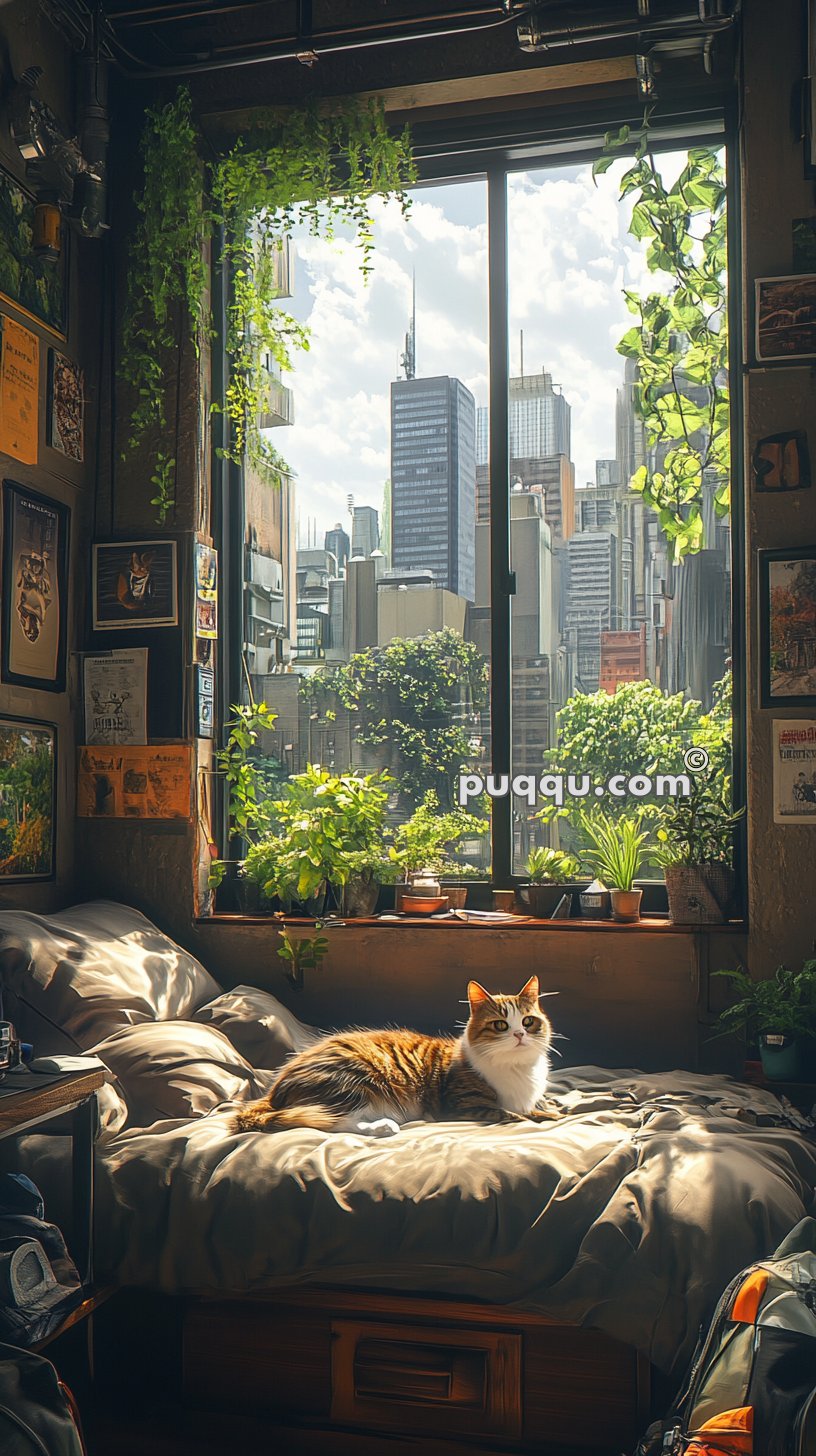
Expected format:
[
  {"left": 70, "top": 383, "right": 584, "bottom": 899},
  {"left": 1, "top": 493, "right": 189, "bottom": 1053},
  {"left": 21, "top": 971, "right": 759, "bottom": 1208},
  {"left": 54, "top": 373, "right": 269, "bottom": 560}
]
[{"left": 94, "top": 1066, "right": 816, "bottom": 1375}]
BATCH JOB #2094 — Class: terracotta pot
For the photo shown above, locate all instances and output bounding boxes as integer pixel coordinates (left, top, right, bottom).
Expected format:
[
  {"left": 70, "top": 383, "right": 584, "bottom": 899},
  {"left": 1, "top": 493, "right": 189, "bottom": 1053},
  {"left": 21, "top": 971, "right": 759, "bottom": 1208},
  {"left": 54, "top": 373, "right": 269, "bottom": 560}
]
[
  {"left": 664, "top": 864, "right": 735, "bottom": 924},
  {"left": 610, "top": 887, "right": 642, "bottom": 923},
  {"left": 444, "top": 886, "right": 468, "bottom": 910}
]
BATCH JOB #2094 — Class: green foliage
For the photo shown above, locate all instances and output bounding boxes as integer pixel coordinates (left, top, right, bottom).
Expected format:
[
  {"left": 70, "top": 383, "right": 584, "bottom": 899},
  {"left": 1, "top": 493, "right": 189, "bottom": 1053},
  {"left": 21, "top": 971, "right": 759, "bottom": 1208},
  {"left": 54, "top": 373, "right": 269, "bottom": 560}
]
[
  {"left": 594, "top": 122, "right": 729, "bottom": 560},
  {"left": 525, "top": 847, "right": 581, "bottom": 884},
  {"left": 714, "top": 961, "right": 816, "bottom": 1042},
  {"left": 277, "top": 923, "right": 330, "bottom": 988},
  {"left": 122, "top": 88, "right": 416, "bottom": 520},
  {"left": 308, "top": 629, "right": 488, "bottom": 810},
  {"left": 0, "top": 729, "right": 53, "bottom": 877},
  {"left": 120, "top": 88, "right": 210, "bottom": 509},
  {"left": 243, "top": 764, "right": 391, "bottom": 907},
  {"left": 655, "top": 774, "right": 744, "bottom": 867},
  {"left": 576, "top": 809, "right": 651, "bottom": 891},
  {"left": 207, "top": 700, "right": 282, "bottom": 887},
  {"left": 149, "top": 450, "right": 176, "bottom": 525},
  {"left": 539, "top": 678, "right": 707, "bottom": 830},
  {"left": 388, "top": 790, "right": 488, "bottom": 877}
]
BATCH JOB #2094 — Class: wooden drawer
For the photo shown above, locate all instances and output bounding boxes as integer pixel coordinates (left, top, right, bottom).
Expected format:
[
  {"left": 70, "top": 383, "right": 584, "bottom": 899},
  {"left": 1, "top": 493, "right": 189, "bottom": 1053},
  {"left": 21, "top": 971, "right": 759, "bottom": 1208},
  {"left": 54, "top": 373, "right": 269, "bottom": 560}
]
[
  {"left": 183, "top": 1289, "right": 646, "bottom": 1453},
  {"left": 330, "top": 1318, "right": 521, "bottom": 1440}
]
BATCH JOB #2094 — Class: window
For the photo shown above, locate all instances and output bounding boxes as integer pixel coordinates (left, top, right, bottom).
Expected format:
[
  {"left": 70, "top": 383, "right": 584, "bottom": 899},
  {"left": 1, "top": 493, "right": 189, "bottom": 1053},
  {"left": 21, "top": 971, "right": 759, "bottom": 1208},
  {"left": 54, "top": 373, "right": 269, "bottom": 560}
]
[{"left": 228, "top": 108, "right": 741, "bottom": 908}]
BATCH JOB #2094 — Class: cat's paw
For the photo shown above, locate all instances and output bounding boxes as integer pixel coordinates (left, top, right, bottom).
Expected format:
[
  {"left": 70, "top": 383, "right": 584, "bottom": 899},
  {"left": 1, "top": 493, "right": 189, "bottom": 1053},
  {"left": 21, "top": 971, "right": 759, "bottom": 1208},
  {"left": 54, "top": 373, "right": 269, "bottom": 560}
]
[{"left": 357, "top": 1117, "right": 401, "bottom": 1138}]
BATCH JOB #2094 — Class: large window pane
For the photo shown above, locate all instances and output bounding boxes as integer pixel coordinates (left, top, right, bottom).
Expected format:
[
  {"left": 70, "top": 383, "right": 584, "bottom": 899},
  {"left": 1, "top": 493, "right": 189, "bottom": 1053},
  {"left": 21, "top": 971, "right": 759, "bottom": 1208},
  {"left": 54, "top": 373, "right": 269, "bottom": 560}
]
[
  {"left": 242, "top": 179, "right": 491, "bottom": 876},
  {"left": 504, "top": 151, "right": 733, "bottom": 878}
]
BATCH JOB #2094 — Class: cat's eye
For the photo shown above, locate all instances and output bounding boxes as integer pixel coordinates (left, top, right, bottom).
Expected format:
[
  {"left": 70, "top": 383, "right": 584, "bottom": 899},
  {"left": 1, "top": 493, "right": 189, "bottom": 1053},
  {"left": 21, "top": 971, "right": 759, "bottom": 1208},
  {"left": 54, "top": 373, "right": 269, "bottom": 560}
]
[
  {"left": 490, "top": 1019, "right": 509, "bottom": 1032},
  {"left": 521, "top": 1015, "right": 537, "bottom": 1028}
]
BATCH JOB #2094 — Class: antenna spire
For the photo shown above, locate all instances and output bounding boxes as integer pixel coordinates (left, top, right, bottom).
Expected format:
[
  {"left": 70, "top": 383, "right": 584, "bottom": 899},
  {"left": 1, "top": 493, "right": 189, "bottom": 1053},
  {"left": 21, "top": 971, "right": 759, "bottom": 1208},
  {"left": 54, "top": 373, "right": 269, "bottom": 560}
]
[
  {"left": 400, "top": 270, "right": 416, "bottom": 380},
  {"left": 520, "top": 328, "right": 524, "bottom": 379}
]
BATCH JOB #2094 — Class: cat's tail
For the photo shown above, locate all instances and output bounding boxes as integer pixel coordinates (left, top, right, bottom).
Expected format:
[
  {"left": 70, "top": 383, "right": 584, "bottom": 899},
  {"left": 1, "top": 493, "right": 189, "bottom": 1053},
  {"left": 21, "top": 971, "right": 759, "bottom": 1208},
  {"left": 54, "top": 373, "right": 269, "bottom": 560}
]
[{"left": 232, "top": 1098, "right": 340, "bottom": 1134}]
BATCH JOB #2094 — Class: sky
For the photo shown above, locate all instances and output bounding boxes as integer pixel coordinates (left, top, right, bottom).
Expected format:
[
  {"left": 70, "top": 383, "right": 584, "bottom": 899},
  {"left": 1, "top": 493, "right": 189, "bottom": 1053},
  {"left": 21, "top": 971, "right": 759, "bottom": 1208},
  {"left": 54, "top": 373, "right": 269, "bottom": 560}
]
[{"left": 269, "top": 155, "right": 687, "bottom": 545}]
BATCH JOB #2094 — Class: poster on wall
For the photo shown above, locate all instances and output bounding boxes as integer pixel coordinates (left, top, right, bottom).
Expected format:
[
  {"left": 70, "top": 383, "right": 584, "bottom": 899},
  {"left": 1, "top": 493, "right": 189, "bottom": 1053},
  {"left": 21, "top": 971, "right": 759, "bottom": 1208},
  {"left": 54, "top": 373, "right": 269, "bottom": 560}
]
[
  {"left": 1, "top": 480, "right": 70, "bottom": 693},
  {"left": 772, "top": 720, "right": 816, "bottom": 823},
  {"left": 194, "top": 543, "right": 218, "bottom": 640},
  {"left": 755, "top": 275, "right": 816, "bottom": 361},
  {"left": 0, "top": 166, "right": 67, "bottom": 337},
  {"left": 0, "top": 718, "right": 56, "bottom": 882},
  {"left": 759, "top": 548, "right": 816, "bottom": 707},
  {"left": 47, "top": 348, "right": 85, "bottom": 462},
  {"left": 92, "top": 540, "right": 178, "bottom": 630},
  {"left": 0, "top": 316, "right": 39, "bottom": 465},
  {"left": 83, "top": 649, "right": 148, "bottom": 745},
  {"left": 77, "top": 744, "right": 192, "bottom": 819}
]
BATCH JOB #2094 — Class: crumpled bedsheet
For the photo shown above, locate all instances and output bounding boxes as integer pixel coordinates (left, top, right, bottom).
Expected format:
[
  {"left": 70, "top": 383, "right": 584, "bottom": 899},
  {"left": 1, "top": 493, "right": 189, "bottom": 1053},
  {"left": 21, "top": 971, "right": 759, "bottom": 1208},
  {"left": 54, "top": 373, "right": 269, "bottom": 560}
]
[{"left": 94, "top": 1065, "right": 816, "bottom": 1375}]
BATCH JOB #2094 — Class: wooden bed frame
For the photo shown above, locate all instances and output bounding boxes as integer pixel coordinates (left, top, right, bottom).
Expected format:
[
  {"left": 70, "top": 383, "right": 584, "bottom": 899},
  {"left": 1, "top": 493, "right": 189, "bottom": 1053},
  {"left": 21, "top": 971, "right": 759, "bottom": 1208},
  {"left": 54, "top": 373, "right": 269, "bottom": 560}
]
[{"left": 96, "top": 1285, "right": 651, "bottom": 1455}]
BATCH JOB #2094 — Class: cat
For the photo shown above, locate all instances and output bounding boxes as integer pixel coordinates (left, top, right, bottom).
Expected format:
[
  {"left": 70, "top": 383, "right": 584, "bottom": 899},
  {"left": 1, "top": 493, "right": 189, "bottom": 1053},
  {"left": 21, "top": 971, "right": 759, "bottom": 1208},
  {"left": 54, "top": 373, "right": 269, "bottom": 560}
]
[{"left": 232, "top": 975, "right": 560, "bottom": 1137}]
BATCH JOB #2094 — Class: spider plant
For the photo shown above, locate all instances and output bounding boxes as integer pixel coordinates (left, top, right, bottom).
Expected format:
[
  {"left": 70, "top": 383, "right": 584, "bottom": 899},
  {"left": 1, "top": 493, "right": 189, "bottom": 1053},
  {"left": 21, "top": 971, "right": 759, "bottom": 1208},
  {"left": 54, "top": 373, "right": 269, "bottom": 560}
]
[{"left": 577, "top": 810, "right": 651, "bottom": 892}]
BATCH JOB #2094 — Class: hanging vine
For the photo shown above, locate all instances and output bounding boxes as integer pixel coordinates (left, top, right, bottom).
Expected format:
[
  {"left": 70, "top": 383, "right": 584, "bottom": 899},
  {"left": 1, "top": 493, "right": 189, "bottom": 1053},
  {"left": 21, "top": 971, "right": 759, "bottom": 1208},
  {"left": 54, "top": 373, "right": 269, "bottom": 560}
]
[
  {"left": 593, "top": 117, "right": 729, "bottom": 561},
  {"left": 121, "top": 89, "right": 416, "bottom": 517}
]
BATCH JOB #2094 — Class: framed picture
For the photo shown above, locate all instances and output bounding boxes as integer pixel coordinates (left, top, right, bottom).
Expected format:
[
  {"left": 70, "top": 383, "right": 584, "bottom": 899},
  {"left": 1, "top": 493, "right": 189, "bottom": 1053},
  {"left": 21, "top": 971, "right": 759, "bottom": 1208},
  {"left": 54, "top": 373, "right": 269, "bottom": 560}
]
[
  {"left": 752, "top": 431, "right": 811, "bottom": 493},
  {"left": 759, "top": 548, "right": 816, "bottom": 707},
  {"left": 0, "top": 166, "right": 67, "bottom": 337},
  {"left": 1, "top": 480, "right": 70, "bottom": 692},
  {"left": 92, "top": 540, "right": 178, "bottom": 631},
  {"left": 0, "top": 718, "right": 56, "bottom": 882},
  {"left": 47, "top": 348, "right": 85, "bottom": 462},
  {"left": 755, "top": 275, "right": 816, "bottom": 361}
]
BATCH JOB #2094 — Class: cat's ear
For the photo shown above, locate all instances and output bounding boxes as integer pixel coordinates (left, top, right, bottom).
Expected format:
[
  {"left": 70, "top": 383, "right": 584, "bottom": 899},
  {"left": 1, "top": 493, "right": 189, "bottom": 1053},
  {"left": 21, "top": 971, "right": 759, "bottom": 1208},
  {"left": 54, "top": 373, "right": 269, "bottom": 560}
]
[
  {"left": 518, "top": 975, "right": 540, "bottom": 1003},
  {"left": 467, "top": 980, "right": 495, "bottom": 1009}
]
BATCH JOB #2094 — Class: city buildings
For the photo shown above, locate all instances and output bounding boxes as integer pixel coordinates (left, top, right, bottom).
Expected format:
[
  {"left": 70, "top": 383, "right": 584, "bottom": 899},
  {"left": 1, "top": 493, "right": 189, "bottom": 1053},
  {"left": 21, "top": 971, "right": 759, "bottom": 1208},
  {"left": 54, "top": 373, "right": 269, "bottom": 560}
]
[{"left": 351, "top": 505, "right": 380, "bottom": 560}]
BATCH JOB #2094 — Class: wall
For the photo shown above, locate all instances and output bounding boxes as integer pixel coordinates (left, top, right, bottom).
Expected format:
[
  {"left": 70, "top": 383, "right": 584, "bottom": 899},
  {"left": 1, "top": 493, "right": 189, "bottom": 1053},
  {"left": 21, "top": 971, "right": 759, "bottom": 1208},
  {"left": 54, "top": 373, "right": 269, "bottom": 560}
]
[
  {"left": 0, "top": 3, "right": 104, "bottom": 913},
  {"left": 741, "top": 0, "right": 816, "bottom": 975}
]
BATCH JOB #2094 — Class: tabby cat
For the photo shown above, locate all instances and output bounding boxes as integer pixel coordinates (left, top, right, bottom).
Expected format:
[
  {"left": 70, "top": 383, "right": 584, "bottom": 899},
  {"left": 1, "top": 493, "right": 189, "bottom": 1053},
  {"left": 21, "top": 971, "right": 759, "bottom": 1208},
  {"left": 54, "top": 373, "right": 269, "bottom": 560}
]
[{"left": 233, "top": 976, "right": 560, "bottom": 1136}]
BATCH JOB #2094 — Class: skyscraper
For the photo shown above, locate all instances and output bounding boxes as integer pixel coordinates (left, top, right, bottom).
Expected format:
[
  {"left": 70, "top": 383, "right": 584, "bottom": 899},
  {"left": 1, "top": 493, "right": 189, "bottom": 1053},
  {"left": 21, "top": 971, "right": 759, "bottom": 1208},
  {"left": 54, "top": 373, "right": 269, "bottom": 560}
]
[
  {"left": 390, "top": 375, "right": 476, "bottom": 602},
  {"left": 351, "top": 505, "right": 379, "bottom": 559},
  {"left": 475, "top": 369, "right": 571, "bottom": 465},
  {"left": 324, "top": 523, "right": 350, "bottom": 572}
]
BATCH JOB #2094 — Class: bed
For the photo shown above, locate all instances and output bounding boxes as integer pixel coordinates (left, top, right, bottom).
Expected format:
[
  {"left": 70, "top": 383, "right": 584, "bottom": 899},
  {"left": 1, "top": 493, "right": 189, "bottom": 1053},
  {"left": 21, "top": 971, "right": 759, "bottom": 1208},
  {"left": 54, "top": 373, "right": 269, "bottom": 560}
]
[{"left": 2, "top": 901, "right": 815, "bottom": 1454}]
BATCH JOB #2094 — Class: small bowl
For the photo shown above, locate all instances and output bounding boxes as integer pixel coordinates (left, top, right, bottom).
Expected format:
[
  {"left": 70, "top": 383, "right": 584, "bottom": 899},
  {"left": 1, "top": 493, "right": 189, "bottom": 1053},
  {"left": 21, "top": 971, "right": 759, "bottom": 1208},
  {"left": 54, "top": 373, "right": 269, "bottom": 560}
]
[{"left": 400, "top": 894, "right": 449, "bottom": 915}]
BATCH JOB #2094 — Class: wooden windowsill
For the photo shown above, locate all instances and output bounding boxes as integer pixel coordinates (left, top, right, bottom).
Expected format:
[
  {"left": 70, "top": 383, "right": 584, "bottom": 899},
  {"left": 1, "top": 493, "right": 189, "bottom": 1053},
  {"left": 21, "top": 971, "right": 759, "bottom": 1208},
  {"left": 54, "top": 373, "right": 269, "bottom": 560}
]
[{"left": 197, "top": 913, "right": 748, "bottom": 934}]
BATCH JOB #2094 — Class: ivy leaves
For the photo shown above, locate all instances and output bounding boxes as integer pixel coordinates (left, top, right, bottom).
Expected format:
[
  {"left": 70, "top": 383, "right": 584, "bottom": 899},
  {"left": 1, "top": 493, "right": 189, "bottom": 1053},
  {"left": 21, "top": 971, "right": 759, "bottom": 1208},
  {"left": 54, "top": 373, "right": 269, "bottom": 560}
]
[
  {"left": 593, "top": 122, "right": 729, "bottom": 561},
  {"left": 305, "top": 628, "right": 488, "bottom": 810},
  {"left": 122, "top": 89, "right": 417, "bottom": 519}
]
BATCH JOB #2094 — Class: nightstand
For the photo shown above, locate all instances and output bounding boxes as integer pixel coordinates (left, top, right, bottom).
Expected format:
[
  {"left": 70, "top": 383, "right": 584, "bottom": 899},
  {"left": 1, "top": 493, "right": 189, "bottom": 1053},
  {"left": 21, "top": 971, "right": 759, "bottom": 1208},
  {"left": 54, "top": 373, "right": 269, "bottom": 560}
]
[{"left": 0, "top": 1067, "right": 107, "bottom": 1336}]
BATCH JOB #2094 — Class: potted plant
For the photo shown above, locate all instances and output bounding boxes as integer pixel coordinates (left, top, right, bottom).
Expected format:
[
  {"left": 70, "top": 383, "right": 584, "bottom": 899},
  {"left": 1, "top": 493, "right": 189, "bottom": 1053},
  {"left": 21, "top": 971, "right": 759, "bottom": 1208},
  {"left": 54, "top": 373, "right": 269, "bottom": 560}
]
[
  {"left": 577, "top": 810, "right": 651, "bottom": 923},
  {"left": 521, "top": 848, "right": 582, "bottom": 918},
  {"left": 714, "top": 961, "right": 816, "bottom": 1081},
  {"left": 655, "top": 778, "right": 744, "bottom": 924},
  {"left": 388, "top": 792, "right": 488, "bottom": 910},
  {"left": 243, "top": 765, "right": 391, "bottom": 916}
]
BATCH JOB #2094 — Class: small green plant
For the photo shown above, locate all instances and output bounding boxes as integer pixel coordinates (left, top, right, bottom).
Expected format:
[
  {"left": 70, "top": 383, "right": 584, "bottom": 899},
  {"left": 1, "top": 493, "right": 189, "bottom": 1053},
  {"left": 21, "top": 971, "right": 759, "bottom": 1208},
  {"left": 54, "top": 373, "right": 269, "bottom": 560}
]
[
  {"left": 243, "top": 765, "right": 391, "bottom": 908},
  {"left": 149, "top": 450, "right": 177, "bottom": 525},
  {"left": 525, "top": 847, "right": 581, "bottom": 884},
  {"left": 655, "top": 776, "right": 744, "bottom": 868},
  {"left": 388, "top": 790, "right": 488, "bottom": 878},
  {"left": 277, "top": 922, "right": 330, "bottom": 991},
  {"left": 577, "top": 810, "right": 651, "bottom": 892},
  {"left": 713, "top": 962, "right": 816, "bottom": 1043}
]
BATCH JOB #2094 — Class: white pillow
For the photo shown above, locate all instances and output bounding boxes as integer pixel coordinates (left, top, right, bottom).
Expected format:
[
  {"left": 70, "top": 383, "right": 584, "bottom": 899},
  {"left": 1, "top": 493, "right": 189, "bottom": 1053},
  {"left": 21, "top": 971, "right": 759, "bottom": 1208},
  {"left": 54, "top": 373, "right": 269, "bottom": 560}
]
[
  {"left": 91, "top": 1020, "right": 267, "bottom": 1125},
  {"left": 0, "top": 902, "right": 221, "bottom": 1049},
  {"left": 192, "top": 985, "right": 319, "bottom": 1068}
]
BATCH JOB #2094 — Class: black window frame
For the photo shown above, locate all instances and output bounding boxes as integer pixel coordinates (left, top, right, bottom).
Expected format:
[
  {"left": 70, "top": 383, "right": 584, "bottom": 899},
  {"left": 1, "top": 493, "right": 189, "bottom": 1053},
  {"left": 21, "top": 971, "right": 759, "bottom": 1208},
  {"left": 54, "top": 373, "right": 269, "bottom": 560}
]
[{"left": 213, "top": 92, "right": 746, "bottom": 917}]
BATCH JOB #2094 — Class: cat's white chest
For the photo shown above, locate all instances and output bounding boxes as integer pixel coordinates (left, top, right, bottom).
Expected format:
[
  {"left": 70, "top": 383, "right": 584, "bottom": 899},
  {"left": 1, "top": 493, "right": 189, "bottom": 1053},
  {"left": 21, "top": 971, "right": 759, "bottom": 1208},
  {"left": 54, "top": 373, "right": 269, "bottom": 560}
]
[{"left": 464, "top": 1042, "right": 549, "bottom": 1115}]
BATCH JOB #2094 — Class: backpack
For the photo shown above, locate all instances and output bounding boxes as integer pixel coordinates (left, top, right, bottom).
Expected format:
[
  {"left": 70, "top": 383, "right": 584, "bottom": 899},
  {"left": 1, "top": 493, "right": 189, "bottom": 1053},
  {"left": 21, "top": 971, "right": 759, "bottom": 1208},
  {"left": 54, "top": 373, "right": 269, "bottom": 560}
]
[
  {"left": 635, "top": 1217, "right": 816, "bottom": 1456},
  {"left": 0, "top": 1344, "right": 86, "bottom": 1456}
]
